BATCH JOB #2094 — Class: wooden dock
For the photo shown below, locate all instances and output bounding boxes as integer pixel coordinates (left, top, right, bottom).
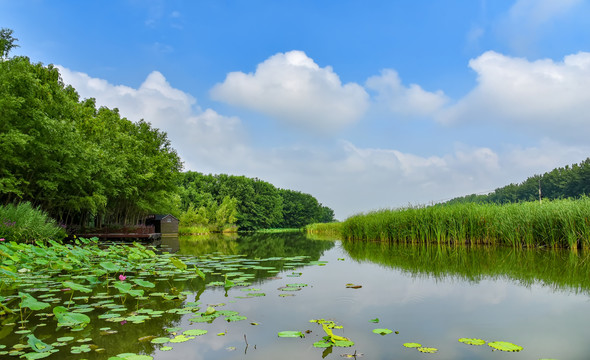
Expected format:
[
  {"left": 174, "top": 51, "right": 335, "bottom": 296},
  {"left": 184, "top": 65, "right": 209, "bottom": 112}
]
[{"left": 78, "top": 233, "right": 162, "bottom": 241}]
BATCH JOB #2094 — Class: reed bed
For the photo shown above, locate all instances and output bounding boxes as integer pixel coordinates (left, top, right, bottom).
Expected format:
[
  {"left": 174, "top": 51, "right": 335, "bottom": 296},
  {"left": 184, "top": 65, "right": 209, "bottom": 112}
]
[
  {"left": 339, "top": 197, "right": 590, "bottom": 249},
  {"left": 304, "top": 222, "right": 342, "bottom": 236}
]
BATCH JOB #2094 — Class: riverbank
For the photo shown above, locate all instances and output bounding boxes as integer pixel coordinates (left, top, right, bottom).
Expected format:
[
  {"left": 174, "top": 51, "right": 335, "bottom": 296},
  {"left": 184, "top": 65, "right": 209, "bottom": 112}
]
[{"left": 307, "top": 197, "right": 590, "bottom": 249}]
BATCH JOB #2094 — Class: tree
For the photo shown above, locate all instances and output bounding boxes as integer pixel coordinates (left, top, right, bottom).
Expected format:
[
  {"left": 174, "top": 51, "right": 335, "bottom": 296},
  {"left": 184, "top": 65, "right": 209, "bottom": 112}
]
[{"left": 0, "top": 28, "right": 19, "bottom": 59}]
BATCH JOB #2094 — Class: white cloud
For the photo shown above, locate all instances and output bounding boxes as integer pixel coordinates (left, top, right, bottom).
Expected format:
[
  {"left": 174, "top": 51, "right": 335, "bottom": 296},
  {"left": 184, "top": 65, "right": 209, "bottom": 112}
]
[
  {"left": 437, "top": 51, "right": 590, "bottom": 143},
  {"left": 210, "top": 50, "right": 369, "bottom": 133},
  {"left": 56, "top": 62, "right": 590, "bottom": 221},
  {"left": 57, "top": 66, "right": 247, "bottom": 174},
  {"left": 366, "top": 69, "right": 449, "bottom": 118}
]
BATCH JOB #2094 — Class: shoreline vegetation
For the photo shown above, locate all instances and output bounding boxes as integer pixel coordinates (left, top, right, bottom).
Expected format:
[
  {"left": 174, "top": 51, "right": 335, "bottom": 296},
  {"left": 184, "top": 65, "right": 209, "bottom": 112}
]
[{"left": 307, "top": 197, "right": 590, "bottom": 249}]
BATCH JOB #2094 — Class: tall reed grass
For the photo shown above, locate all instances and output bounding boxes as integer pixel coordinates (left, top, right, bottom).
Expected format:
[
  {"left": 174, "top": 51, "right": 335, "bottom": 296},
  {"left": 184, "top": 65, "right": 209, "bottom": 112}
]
[
  {"left": 0, "top": 202, "right": 66, "bottom": 243},
  {"left": 304, "top": 222, "right": 342, "bottom": 236},
  {"left": 338, "top": 197, "right": 590, "bottom": 249}
]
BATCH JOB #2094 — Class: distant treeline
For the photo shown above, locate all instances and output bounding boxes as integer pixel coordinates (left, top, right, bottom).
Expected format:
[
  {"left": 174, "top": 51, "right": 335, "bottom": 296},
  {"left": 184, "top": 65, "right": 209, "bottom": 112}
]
[
  {"left": 446, "top": 158, "right": 590, "bottom": 204},
  {"left": 178, "top": 172, "right": 335, "bottom": 231}
]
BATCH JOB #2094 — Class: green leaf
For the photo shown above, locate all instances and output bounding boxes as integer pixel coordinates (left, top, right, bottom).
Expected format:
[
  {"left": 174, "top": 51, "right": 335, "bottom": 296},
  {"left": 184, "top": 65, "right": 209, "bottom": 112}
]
[
  {"left": 403, "top": 343, "right": 422, "bottom": 348},
  {"left": 23, "top": 352, "right": 53, "bottom": 359},
  {"left": 369, "top": 318, "right": 379, "bottom": 323},
  {"left": 313, "top": 340, "right": 332, "bottom": 348},
  {"left": 183, "top": 329, "right": 207, "bottom": 336},
  {"left": 27, "top": 334, "right": 53, "bottom": 353},
  {"left": 488, "top": 341, "right": 523, "bottom": 352},
  {"left": 372, "top": 328, "right": 393, "bottom": 335},
  {"left": 458, "top": 338, "right": 486, "bottom": 346},
  {"left": 150, "top": 337, "right": 170, "bottom": 344},
  {"left": 170, "top": 335, "right": 194, "bottom": 343},
  {"left": 417, "top": 347, "right": 438, "bottom": 353},
  {"left": 62, "top": 281, "right": 92, "bottom": 293},
  {"left": 19, "top": 292, "right": 50, "bottom": 311},
  {"left": 170, "top": 257, "right": 187, "bottom": 270},
  {"left": 99, "top": 261, "right": 118, "bottom": 272},
  {"left": 131, "top": 279, "right": 155, "bottom": 288},
  {"left": 194, "top": 266, "right": 206, "bottom": 280},
  {"left": 278, "top": 331, "right": 305, "bottom": 338}
]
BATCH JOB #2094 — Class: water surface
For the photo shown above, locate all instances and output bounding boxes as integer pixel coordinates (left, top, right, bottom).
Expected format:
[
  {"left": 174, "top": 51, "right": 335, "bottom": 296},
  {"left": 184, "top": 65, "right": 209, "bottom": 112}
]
[{"left": 2, "top": 233, "right": 590, "bottom": 360}]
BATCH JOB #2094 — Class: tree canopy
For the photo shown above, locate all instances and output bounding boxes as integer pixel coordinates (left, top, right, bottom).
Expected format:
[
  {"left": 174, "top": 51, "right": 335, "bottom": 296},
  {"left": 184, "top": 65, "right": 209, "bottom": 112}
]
[
  {"left": 178, "top": 172, "right": 335, "bottom": 231},
  {"left": 0, "top": 48, "right": 182, "bottom": 230},
  {"left": 446, "top": 158, "right": 590, "bottom": 205}
]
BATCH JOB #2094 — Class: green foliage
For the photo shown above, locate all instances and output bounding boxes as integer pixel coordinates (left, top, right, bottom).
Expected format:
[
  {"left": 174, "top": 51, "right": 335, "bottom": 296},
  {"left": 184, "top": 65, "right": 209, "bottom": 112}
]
[
  {"left": 178, "top": 172, "right": 334, "bottom": 231},
  {"left": 340, "top": 197, "right": 590, "bottom": 248},
  {"left": 448, "top": 157, "right": 590, "bottom": 205},
  {"left": 0, "top": 202, "right": 66, "bottom": 243},
  {"left": 0, "top": 28, "right": 19, "bottom": 59},
  {"left": 0, "top": 39, "right": 182, "bottom": 234}
]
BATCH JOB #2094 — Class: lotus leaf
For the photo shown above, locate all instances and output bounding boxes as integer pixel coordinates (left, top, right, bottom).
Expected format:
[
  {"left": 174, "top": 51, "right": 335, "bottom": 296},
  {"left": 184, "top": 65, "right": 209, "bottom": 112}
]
[
  {"left": 150, "top": 337, "right": 170, "bottom": 344},
  {"left": 278, "top": 331, "right": 305, "bottom": 338},
  {"left": 62, "top": 281, "right": 91, "bottom": 293},
  {"left": 418, "top": 347, "right": 438, "bottom": 353},
  {"left": 372, "top": 328, "right": 393, "bottom": 335},
  {"left": 183, "top": 329, "right": 207, "bottom": 336},
  {"left": 170, "top": 335, "right": 194, "bottom": 343},
  {"left": 27, "top": 334, "right": 53, "bottom": 353},
  {"left": 458, "top": 338, "right": 486, "bottom": 346},
  {"left": 19, "top": 292, "right": 50, "bottom": 311},
  {"left": 488, "top": 341, "right": 523, "bottom": 352},
  {"left": 313, "top": 340, "right": 332, "bottom": 348},
  {"left": 403, "top": 343, "right": 422, "bottom": 348},
  {"left": 132, "top": 279, "right": 155, "bottom": 288}
]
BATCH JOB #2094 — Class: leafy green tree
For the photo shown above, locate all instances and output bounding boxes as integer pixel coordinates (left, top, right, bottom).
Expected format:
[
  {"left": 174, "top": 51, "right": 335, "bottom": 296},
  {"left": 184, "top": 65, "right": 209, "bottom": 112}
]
[{"left": 0, "top": 28, "right": 19, "bottom": 59}]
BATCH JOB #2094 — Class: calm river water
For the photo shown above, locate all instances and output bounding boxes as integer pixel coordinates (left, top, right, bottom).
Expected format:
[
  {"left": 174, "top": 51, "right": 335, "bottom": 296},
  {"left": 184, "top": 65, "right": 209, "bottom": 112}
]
[{"left": 3, "top": 232, "right": 590, "bottom": 360}]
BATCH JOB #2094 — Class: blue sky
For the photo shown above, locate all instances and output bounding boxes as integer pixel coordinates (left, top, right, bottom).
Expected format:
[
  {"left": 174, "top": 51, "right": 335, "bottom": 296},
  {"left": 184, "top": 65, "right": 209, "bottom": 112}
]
[{"left": 2, "top": 0, "right": 590, "bottom": 219}]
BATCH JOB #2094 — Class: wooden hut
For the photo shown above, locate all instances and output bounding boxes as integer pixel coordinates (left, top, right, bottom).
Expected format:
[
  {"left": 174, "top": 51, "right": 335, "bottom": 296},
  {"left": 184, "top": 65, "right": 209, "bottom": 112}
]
[{"left": 145, "top": 214, "right": 179, "bottom": 236}]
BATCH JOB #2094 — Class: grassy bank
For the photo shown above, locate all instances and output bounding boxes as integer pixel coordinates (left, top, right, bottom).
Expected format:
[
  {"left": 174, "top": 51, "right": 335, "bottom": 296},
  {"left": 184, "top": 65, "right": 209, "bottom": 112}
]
[{"left": 338, "top": 197, "right": 590, "bottom": 248}]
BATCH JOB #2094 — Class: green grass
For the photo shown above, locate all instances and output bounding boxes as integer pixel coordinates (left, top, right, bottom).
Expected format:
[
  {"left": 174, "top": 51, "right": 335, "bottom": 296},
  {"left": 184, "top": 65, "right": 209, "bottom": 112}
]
[
  {"left": 304, "top": 222, "right": 342, "bottom": 236},
  {"left": 0, "top": 202, "right": 66, "bottom": 243},
  {"left": 255, "top": 228, "right": 303, "bottom": 233},
  {"left": 335, "top": 197, "right": 590, "bottom": 249}
]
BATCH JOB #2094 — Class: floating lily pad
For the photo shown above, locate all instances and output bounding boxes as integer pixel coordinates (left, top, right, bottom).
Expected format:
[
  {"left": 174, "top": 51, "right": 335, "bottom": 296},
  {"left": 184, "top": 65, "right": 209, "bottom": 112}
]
[
  {"left": 369, "top": 318, "right": 379, "bottom": 323},
  {"left": 183, "top": 329, "right": 207, "bottom": 336},
  {"left": 488, "top": 341, "right": 523, "bottom": 352},
  {"left": 458, "top": 338, "right": 486, "bottom": 346},
  {"left": 150, "top": 337, "right": 170, "bottom": 344},
  {"left": 417, "top": 347, "right": 438, "bottom": 353},
  {"left": 372, "top": 328, "right": 393, "bottom": 335},
  {"left": 170, "top": 335, "right": 194, "bottom": 343},
  {"left": 278, "top": 331, "right": 305, "bottom": 338},
  {"left": 403, "top": 343, "right": 422, "bottom": 348},
  {"left": 313, "top": 340, "right": 332, "bottom": 348}
]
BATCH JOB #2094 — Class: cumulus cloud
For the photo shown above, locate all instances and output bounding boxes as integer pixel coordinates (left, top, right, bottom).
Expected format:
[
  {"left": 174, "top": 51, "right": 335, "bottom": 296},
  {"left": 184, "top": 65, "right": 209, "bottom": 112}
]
[
  {"left": 57, "top": 66, "right": 247, "bottom": 173},
  {"left": 366, "top": 69, "right": 450, "bottom": 118},
  {"left": 55, "top": 60, "right": 590, "bottom": 220},
  {"left": 210, "top": 50, "right": 369, "bottom": 133},
  {"left": 437, "top": 51, "right": 590, "bottom": 143}
]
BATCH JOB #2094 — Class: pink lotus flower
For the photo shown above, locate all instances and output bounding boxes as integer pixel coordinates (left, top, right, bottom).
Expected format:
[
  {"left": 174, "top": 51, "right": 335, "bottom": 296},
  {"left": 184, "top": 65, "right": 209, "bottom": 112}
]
[
  {"left": 0, "top": 238, "right": 5, "bottom": 242},
  {"left": 118, "top": 274, "right": 126, "bottom": 281}
]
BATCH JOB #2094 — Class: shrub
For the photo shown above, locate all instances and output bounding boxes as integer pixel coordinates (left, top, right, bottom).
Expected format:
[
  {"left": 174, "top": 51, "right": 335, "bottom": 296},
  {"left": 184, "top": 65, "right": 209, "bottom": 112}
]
[{"left": 0, "top": 202, "right": 66, "bottom": 243}]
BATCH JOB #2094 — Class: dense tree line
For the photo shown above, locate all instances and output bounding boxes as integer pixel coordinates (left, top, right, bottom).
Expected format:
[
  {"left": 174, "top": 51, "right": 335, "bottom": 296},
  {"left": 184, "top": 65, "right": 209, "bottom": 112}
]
[
  {"left": 178, "top": 172, "right": 335, "bottom": 231},
  {"left": 0, "top": 30, "right": 182, "bottom": 230},
  {"left": 1, "top": 29, "right": 334, "bottom": 234},
  {"left": 447, "top": 158, "right": 590, "bottom": 205}
]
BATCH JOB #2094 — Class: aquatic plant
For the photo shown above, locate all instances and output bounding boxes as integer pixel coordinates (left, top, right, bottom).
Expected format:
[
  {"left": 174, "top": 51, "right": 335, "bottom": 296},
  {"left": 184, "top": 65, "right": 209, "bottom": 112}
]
[{"left": 339, "top": 197, "right": 590, "bottom": 249}]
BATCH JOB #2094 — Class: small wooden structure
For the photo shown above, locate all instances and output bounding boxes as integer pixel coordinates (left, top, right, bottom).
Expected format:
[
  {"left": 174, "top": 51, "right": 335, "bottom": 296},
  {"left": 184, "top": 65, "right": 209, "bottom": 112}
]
[{"left": 145, "top": 214, "right": 179, "bottom": 236}]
